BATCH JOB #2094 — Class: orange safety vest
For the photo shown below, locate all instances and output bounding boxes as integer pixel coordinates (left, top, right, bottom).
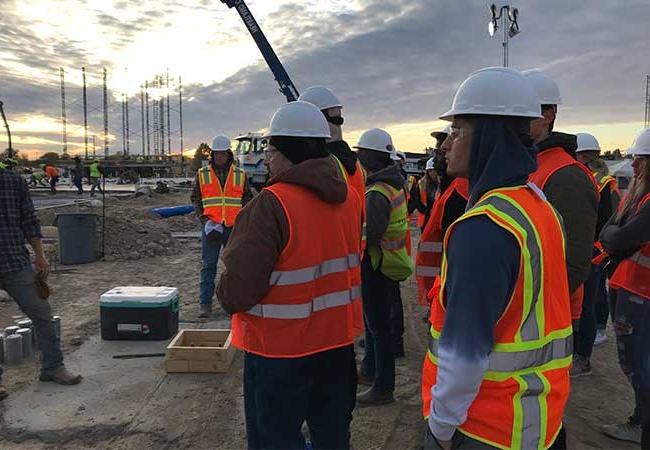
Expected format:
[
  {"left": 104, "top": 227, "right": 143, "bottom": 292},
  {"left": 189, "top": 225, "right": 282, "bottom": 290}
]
[
  {"left": 609, "top": 193, "right": 650, "bottom": 300},
  {"left": 415, "top": 178, "right": 469, "bottom": 305},
  {"left": 198, "top": 164, "right": 246, "bottom": 227},
  {"left": 231, "top": 181, "right": 364, "bottom": 358},
  {"left": 45, "top": 166, "right": 59, "bottom": 178},
  {"left": 422, "top": 184, "right": 572, "bottom": 450},
  {"left": 591, "top": 175, "right": 621, "bottom": 266}
]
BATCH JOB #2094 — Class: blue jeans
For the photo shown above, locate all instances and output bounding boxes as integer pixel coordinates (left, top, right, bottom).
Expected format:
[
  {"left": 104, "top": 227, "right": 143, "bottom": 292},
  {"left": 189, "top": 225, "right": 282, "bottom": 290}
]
[
  {"left": 244, "top": 345, "right": 356, "bottom": 449},
  {"left": 199, "top": 226, "right": 231, "bottom": 306},
  {"left": 0, "top": 268, "right": 64, "bottom": 378},
  {"left": 361, "top": 257, "right": 399, "bottom": 392}
]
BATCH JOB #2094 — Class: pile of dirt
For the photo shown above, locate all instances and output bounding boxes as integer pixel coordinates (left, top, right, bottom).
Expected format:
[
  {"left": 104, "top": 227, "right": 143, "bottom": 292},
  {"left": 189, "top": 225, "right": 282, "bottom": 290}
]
[{"left": 36, "top": 192, "right": 200, "bottom": 262}]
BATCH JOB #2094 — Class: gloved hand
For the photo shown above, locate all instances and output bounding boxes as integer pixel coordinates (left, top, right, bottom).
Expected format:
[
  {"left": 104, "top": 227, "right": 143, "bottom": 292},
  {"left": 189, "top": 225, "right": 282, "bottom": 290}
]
[{"left": 204, "top": 220, "right": 225, "bottom": 242}]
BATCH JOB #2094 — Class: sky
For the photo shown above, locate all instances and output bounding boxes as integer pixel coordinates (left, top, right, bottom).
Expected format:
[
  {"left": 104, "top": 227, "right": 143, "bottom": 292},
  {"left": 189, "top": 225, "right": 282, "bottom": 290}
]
[{"left": 1, "top": 0, "right": 649, "bottom": 159}]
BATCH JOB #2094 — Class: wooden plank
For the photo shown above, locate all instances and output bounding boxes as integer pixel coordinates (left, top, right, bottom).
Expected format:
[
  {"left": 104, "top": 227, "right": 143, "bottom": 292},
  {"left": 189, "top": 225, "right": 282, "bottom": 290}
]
[{"left": 165, "top": 329, "right": 236, "bottom": 373}]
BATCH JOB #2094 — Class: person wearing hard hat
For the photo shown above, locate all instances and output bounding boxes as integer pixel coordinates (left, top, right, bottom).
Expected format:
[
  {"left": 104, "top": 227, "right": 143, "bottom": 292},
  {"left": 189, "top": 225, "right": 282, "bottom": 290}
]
[
  {"left": 523, "top": 69, "right": 599, "bottom": 325},
  {"left": 191, "top": 134, "right": 252, "bottom": 319},
  {"left": 599, "top": 128, "right": 650, "bottom": 444},
  {"left": 217, "top": 101, "right": 363, "bottom": 449},
  {"left": 571, "top": 133, "right": 622, "bottom": 377},
  {"left": 89, "top": 159, "right": 103, "bottom": 197},
  {"left": 421, "top": 67, "right": 572, "bottom": 450},
  {"left": 298, "top": 86, "right": 366, "bottom": 208},
  {"left": 409, "top": 157, "right": 439, "bottom": 231},
  {"left": 355, "top": 128, "right": 413, "bottom": 406}
]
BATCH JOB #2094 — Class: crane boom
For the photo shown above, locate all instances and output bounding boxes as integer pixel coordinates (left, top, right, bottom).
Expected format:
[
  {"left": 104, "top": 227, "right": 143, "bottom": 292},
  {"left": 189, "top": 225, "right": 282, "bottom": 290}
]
[{"left": 221, "top": 0, "right": 299, "bottom": 102}]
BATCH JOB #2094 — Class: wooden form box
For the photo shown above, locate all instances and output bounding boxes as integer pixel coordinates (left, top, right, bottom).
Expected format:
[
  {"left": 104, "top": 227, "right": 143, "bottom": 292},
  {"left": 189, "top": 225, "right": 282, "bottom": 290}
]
[{"left": 165, "top": 329, "right": 236, "bottom": 373}]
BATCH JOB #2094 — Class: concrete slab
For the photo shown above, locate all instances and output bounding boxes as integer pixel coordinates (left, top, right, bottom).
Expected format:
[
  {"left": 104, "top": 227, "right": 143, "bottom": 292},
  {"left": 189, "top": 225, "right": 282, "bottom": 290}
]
[{"left": 0, "top": 319, "right": 232, "bottom": 444}]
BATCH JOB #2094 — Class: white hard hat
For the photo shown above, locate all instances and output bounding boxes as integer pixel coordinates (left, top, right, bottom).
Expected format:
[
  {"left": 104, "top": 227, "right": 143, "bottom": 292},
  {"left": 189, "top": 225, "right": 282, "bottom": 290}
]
[
  {"left": 354, "top": 128, "right": 394, "bottom": 154},
  {"left": 440, "top": 67, "right": 542, "bottom": 121},
  {"left": 425, "top": 158, "right": 435, "bottom": 170},
  {"left": 431, "top": 125, "right": 452, "bottom": 139},
  {"left": 522, "top": 69, "right": 562, "bottom": 105},
  {"left": 628, "top": 128, "right": 650, "bottom": 156},
  {"left": 298, "top": 85, "right": 342, "bottom": 111},
  {"left": 391, "top": 150, "right": 406, "bottom": 161},
  {"left": 211, "top": 135, "right": 231, "bottom": 152},
  {"left": 264, "top": 101, "right": 331, "bottom": 139},
  {"left": 575, "top": 133, "right": 601, "bottom": 153}
]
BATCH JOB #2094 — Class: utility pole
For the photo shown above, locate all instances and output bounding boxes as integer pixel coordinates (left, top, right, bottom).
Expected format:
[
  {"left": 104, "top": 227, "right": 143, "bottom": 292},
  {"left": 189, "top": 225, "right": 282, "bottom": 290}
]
[
  {"left": 166, "top": 69, "right": 172, "bottom": 155},
  {"left": 179, "top": 76, "right": 184, "bottom": 168},
  {"left": 60, "top": 68, "right": 68, "bottom": 155},
  {"left": 121, "top": 93, "right": 126, "bottom": 156},
  {"left": 488, "top": 4, "right": 520, "bottom": 67},
  {"left": 92, "top": 135, "right": 96, "bottom": 159},
  {"left": 159, "top": 75, "right": 166, "bottom": 156},
  {"left": 82, "top": 67, "right": 89, "bottom": 159},
  {"left": 645, "top": 75, "right": 650, "bottom": 128},
  {"left": 103, "top": 68, "right": 109, "bottom": 158},
  {"left": 152, "top": 77, "right": 159, "bottom": 157},
  {"left": 145, "top": 80, "right": 151, "bottom": 158},
  {"left": 140, "top": 85, "right": 146, "bottom": 156},
  {"left": 126, "top": 94, "right": 130, "bottom": 156},
  {"left": 0, "top": 101, "right": 13, "bottom": 160}
]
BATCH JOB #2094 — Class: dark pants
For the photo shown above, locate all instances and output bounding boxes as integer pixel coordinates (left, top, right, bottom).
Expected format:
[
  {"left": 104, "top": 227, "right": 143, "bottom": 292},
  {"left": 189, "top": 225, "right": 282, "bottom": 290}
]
[
  {"left": 423, "top": 426, "right": 567, "bottom": 449},
  {"left": 73, "top": 176, "right": 83, "bottom": 194},
  {"left": 361, "top": 258, "right": 399, "bottom": 392},
  {"left": 575, "top": 263, "right": 607, "bottom": 358},
  {"left": 390, "top": 286, "right": 404, "bottom": 355},
  {"left": 244, "top": 345, "right": 357, "bottom": 450},
  {"left": 49, "top": 176, "right": 58, "bottom": 193},
  {"left": 199, "top": 226, "right": 231, "bottom": 306},
  {"left": 595, "top": 283, "right": 611, "bottom": 329},
  {"left": 613, "top": 288, "right": 650, "bottom": 432},
  {"left": 0, "top": 268, "right": 64, "bottom": 378},
  {"left": 90, "top": 177, "right": 103, "bottom": 195}
]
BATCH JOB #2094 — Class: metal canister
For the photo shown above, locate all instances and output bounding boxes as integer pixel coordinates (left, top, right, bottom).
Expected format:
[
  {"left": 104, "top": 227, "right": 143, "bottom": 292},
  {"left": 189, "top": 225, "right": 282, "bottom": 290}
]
[
  {"left": 4, "top": 326, "right": 19, "bottom": 336},
  {"left": 16, "top": 328, "right": 33, "bottom": 358},
  {"left": 16, "top": 319, "right": 32, "bottom": 329},
  {"left": 3, "top": 333, "right": 23, "bottom": 365}
]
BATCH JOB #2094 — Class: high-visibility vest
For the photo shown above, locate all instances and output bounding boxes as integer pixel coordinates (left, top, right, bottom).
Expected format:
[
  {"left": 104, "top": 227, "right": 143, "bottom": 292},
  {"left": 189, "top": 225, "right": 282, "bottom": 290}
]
[
  {"left": 90, "top": 163, "right": 101, "bottom": 178},
  {"left": 596, "top": 174, "right": 620, "bottom": 197},
  {"left": 198, "top": 164, "right": 246, "bottom": 227},
  {"left": 231, "top": 180, "right": 364, "bottom": 358},
  {"left": 415, "top": 178, "right": 469, "bottom": 305},
  {"left": 590, "top": 173, "right": 621, "bottom": 266},
  {"left": 417, "top": 177, "right": 432, "bottom": 229},
  {"left": 530, "top": 147, "right": 599, "bottom": 194},
  {"left": 366, "top": 182, "right": 414, "bottom": 281},
  {"left": 609, "top": 193, "right": 650, "bottom": 299},
  {"left": 422, "top": 184, "right": 572, "bottom": 450}
]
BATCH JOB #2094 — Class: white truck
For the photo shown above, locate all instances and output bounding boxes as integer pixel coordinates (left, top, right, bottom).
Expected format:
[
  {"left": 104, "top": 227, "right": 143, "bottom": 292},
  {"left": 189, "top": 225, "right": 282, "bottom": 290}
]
[{"left": 233, "top": 133, "right": 268, "bottom": 189}]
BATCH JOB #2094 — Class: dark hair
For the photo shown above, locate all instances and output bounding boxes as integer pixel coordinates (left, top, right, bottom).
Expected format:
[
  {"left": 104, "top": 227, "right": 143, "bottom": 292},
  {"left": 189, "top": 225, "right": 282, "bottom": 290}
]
[{"left": 542, "top": 105, "right": 557, "bottom": 133}]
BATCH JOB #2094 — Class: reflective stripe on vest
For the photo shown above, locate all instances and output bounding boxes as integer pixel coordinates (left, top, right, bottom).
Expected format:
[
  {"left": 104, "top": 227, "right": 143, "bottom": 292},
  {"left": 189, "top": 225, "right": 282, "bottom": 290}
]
[
  {"left": 247, "top": 285, "right": 361, "bottom": 319},
  {"left": 198, "top": 164, "right": 245, "bottom": 226},
  {"left": 270, "top": 253, "right": 360, "bottom": 286},
  {"left": 333, "top": 156, "right": 367, "bottom": 255},
  {"left": 366, "top": 181, "right": 413, "bottom": 281},
  {"left": 422, "top": 185, "right": 572, "bottom": 450}
]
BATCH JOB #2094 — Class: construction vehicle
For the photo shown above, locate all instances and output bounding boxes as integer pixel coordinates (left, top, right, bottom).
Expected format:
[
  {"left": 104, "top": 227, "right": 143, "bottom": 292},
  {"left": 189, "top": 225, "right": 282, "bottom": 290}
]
[{"left": 233, "top": 133, "right": 268, "bottom": 189}]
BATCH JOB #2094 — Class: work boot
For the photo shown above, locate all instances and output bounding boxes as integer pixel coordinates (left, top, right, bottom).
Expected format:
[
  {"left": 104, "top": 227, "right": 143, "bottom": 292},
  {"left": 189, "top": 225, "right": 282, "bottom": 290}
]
[
  {"left": 198, "top": 304, "right": 212, "bottom": 319},
  {"left": 594, "top": 328, "right": 608, "bottom": 346},
  {"left": 569, "top": 355, "right": 592, "bottom": 378},
  {"left": 39, "top": 367, "right": 83, "bottom": 385},
  {"left": 0, "top": 380, "right": 8, "bottom": 401},
  {"left": 602, "top": 418, "right": 642, "bottom": 444},
  {"left": 356, "top": 387, "right": 394, "bottom": 407},
  {"left": 357, "top": 368, "right": 375, "bottom": 386}
]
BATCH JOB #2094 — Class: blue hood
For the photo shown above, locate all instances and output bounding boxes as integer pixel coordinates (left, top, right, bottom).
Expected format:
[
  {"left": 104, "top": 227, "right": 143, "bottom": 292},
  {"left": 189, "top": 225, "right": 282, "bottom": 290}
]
[{"left": 467, "top": 117, "right": 538, "bottom": 207}]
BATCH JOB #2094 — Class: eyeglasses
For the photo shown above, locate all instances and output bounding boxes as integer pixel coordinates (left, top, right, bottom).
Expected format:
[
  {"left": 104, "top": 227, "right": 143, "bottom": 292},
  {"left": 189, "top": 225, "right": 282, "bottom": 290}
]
[{"left": 449, "top": 125, "right": 471, "bottom": 140}]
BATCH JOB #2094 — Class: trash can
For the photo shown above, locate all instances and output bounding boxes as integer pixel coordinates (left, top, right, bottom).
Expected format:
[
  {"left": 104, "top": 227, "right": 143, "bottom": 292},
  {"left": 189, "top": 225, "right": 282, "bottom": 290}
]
[{"left": 54, "top": 213, "right": 99, "bottom": 265}]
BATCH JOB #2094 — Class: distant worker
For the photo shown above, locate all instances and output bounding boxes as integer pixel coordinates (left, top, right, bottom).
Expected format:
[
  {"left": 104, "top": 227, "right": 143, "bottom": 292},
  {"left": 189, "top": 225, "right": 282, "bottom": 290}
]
[
  {"left": 72, "top": 156, "right": 84, "bottom": 195},
  {"left": 89, "top": 159, "right": 104, "bottom": 197},
  {"left": 217, "top": 101, "right": 363, "bottom": 449},
  {"left": 523, "top": 69, "right": 599, "bottom": 323},
  {"left": 409, "top": 157, "right": 438, "bottom": 231},
  {"left": 422, "top": 67, "right": 572, "bottom": 450},
  {"left": 42, "top": 163, "right": 60, "bottom": 194},
  {"left": 0, "top": 163, "right": 83, "bottom": 401},
  {"left": 599, "top": 128, "right": 650, "bottom": 445},
  {"left": 415, "top": 148, "right": 469, "bottom": 305},
  {"left": 355, "top": 128, "right": 413, "bottom": 406},
  {"left": 28, "top": 170, "right": 47, "bottom": 188},
  {"left": 571, "top": 133, "right": 622, "bottom": 377},
  {"left": 191, "top": 134, "right": 252, "bottom": 319}
]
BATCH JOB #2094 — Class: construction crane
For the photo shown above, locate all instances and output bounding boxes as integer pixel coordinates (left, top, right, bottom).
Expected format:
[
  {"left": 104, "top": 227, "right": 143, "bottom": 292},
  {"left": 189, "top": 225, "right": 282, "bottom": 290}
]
[{"left": 221, "top": 0, "right": 299, "bottom": 102}]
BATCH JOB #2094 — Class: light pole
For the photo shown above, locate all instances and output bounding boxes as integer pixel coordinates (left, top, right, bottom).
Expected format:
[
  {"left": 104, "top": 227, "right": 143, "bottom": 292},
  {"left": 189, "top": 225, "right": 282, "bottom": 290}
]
[{"left": 488, "top": 4, "right": 520, "bottom": 67}]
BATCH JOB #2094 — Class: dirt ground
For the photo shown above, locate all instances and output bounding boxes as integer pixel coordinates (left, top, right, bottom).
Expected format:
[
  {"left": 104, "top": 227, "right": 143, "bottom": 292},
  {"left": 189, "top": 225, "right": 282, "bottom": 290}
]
[{"left": 0, "top": 195, "right": 641, "bottom": 449}]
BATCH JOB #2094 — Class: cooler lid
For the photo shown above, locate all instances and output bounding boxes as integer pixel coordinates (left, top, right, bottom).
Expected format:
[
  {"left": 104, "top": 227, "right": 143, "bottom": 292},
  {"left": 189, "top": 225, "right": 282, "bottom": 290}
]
[{"left": 100, "top": 286, "right": 179, "bottom": 307}]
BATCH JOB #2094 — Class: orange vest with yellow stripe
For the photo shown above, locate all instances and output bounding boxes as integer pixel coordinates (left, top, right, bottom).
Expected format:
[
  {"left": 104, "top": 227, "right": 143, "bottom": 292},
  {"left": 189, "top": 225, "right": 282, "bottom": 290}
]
[
  {"left": 609, "top": 193, "right": 650, "bottom": 299},
  {"left": 231, "top": 180, "right": 364, "bottom": 358},
  {"left": 422, "top": 184, "right": 572, "bottom": 450},
  {"left": 530, "top": 147, "right": 599, "bottom": 194},
  {"left": 198, "top": 164, "right": 246, "bottom": 227},
  {"left": 415, "top": 178, "right": 469, "bottom": 305}
]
